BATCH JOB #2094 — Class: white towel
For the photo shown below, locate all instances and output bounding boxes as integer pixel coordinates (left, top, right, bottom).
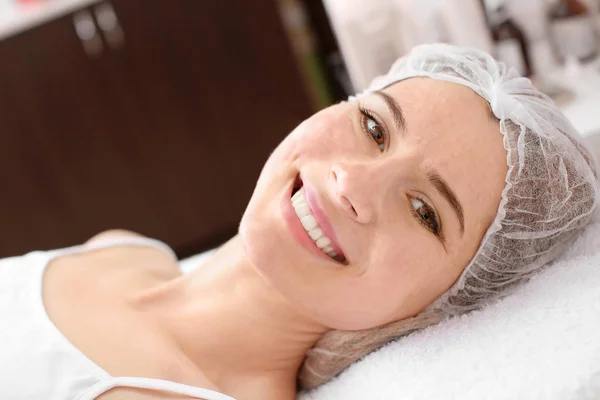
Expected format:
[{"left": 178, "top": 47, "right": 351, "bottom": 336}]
[
  {"left": 179, "top": 213, "right": 600, "bottom": 400},
  {"left": 299, "top": 211, "right": 600, "bottom": 400}
]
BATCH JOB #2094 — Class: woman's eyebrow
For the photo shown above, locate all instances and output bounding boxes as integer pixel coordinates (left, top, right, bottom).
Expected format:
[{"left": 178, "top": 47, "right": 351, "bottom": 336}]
[
  {"left": 374, "top": 90, "right": 406, "bottom": 134},
  {"left": 424, "top": 167, "right": 465, "bottom": 236},
  {"left": 373, "top": 90, "right": 464, "bottom": 235}
]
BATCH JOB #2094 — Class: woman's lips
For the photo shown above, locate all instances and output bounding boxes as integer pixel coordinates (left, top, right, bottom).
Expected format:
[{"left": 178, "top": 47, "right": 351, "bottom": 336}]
[
  {"left": 302, "top": 180, "right": 347, "bottom": 261},
  {"left": 281, "top": 175, "right": 347, "bottom": 264}
]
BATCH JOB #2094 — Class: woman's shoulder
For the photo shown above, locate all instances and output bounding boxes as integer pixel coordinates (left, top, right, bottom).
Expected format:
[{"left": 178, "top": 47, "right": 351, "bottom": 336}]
[
  {"left": 44, "top": 229, "right": 181, "bottom": 317},
  {"left": 85, "top": 229, "right": 148, "bottom": 244},
  {"left": 41, "top": 232, "right": 195, "bottom": 392},
  {"left": 43, "top": 230, "right": 182, "bottom": 318},
  {"left": 97, "top": 390, "right": 209, "bottom": 400},
  {"left": 45, "top": 232, "right": 179, "bottom": 295},
  {"left": 82, "top": 229, "right": 179, "bottom": 273}
]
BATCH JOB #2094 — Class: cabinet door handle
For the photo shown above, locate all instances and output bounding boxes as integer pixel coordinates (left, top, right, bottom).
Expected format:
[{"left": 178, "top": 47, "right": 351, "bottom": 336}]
[
  {"left": 94, "top": 2, "right": 125, "bottom": 50},
  {"left": 73, "top": 10, "right": 103, "bottom": 58}
]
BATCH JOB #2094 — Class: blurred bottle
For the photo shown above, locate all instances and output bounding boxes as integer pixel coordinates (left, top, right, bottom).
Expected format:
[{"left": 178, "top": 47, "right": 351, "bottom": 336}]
[
  {"left": 549, "top": 0, "right": 598, "bottom": 61},
  {"left": 484, "top": 1, "right": 532, "bottom": 77},
  {"left": 277, "top": 0, "right": 334, "bottom": 109}
]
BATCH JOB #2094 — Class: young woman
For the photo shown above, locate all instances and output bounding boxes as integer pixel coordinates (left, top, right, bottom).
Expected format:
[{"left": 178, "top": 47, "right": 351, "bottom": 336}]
[{"left": 1, "top": 44, "right": 597, "bottom": 400}]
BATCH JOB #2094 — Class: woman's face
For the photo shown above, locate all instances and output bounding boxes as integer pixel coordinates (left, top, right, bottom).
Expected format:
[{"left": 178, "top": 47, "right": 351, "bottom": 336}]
[{"left": 239, "top": 78, "right": 507, "bottom": 330}]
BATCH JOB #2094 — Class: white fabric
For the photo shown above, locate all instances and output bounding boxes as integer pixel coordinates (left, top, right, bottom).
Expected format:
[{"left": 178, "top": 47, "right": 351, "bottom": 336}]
[
  {"left": 298, "top": 210, "right": 600, "bottom": 400},
  {"left": 0, "top": 237, "right": 235, "bottom": 400}
]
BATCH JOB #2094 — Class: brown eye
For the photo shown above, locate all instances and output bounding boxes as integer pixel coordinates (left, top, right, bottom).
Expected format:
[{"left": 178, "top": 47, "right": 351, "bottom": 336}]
[
  {"left": 410, "top": 198, "right": 441, "bottom": 236},
  {"left": 359, "top": 106, "right": 387, "bottom": 152},
  {"left": 366, "top": 118, "right": 385, "bottom": 150}
]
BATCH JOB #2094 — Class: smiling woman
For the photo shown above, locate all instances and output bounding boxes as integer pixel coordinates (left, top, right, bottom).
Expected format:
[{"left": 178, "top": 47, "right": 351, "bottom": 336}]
[
  {"left": 0, "top": 43, "right": 598, "bottom": 400},
  {"left": 242, "top": 75, "right": 508, "bottom": 333}
]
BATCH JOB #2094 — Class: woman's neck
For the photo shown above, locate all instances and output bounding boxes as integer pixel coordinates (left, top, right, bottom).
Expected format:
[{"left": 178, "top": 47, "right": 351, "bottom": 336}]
[{"left": 134, "top": 235, "right": 328, "bottom": 399}]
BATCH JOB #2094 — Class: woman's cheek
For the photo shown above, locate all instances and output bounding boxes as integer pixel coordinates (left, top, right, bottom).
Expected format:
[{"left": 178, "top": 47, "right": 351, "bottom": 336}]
[
  {"left": 374, "top": 233, "right": 438, "bottom": 289},
  {"left": 293, "top": 110, "right": 359, "bottom": 158}
]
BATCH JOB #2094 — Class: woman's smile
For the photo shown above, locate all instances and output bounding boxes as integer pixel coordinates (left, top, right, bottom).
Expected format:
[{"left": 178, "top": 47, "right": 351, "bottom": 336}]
[{"left": 281, "top": 174, "right": 347, "bottom": 265}]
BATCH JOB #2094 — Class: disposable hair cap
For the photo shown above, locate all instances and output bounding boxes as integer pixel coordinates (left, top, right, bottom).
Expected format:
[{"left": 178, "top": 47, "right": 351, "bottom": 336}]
[{"left": 354, "top": 43, "right": 600, "bottom": 314}]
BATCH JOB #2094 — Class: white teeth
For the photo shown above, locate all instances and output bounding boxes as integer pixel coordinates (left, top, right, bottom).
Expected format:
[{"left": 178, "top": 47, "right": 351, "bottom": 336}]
[
  {"left": 316, "top": 236, "right": 331, "bottom": 249},
  {"left": 295, "top": 203, "right": 311, "bottom": 218},
  {"left": 292, "top": 189, "right": 303, "bottom": 203},
  {"left": 292, "top": 188, "right": 343, "bottom": 262},
  {"left": 292, "top": 196, "right": 303, "bottom": 207},
  {"left": 300, "top": 215, "right": 318, "bottom": 231},
  {"left": 308, "top": 228, "right": 324, "bottom": 241},
  {"left": 292, "top": 189, "right": 308, "bottom": 205}
]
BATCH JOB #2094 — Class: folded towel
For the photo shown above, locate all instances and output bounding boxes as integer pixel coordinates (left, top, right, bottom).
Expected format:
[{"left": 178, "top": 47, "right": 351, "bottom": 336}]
[{"left": 299, "top": 211, "right": 600, "bottom": 400}]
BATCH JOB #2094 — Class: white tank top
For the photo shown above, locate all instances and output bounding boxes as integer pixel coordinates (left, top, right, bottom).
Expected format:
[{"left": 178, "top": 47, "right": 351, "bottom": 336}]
[{"left": 0, "top": 237, "right": 236, "bottom": 400}]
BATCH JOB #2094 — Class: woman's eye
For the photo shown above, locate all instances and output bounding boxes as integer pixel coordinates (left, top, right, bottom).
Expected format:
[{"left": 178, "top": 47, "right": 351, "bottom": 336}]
[
  {"left": 359, "top": 107, "right": 386, "bottom": 151},
  {"left": 410, "top": 198, "right": 441, "bottom": 236}
]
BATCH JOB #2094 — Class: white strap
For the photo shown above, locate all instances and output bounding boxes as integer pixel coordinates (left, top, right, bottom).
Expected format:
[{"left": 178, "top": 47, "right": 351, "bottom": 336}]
[
  {"left": 53, "top": 236, "right": 178, "bottom": 262},
  {"left": 75, "top": 376, "right": 237, "bottom": 400}
]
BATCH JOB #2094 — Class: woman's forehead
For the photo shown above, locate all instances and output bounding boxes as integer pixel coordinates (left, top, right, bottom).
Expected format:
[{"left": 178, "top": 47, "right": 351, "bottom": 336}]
[
  {"left": 382, "top": 77, "right": 490, "bottom": 117},
  {"left": 379, "top": 78, "right": 499, "bottom": 148},
  {"left": 381, "top": 77, "right": 507, "bottom": 239}
]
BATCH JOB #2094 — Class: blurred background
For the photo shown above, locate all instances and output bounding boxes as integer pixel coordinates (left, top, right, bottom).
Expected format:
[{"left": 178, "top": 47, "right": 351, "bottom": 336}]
[{"left": 0, "top": 0, "right": 599, "bottom": 258}]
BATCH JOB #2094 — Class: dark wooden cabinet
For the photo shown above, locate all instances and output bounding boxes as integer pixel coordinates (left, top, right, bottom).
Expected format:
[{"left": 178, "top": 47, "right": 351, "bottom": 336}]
[{"left": 0, "top": 0, "right": 314, "bottom": 257}]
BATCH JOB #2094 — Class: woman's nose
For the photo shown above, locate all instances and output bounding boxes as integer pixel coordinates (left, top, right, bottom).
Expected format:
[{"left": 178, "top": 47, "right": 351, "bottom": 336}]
[{"left": 329, "top": 164, "right": 374, "bottom": 224}]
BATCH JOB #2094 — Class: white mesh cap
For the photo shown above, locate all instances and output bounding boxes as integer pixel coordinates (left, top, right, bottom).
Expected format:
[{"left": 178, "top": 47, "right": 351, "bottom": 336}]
[
  {"left": 296, "top": 44, "right": 600, "bottom": 390},
  {"left": 355, "top": 43, "right": 600, "bottom": 315}
]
